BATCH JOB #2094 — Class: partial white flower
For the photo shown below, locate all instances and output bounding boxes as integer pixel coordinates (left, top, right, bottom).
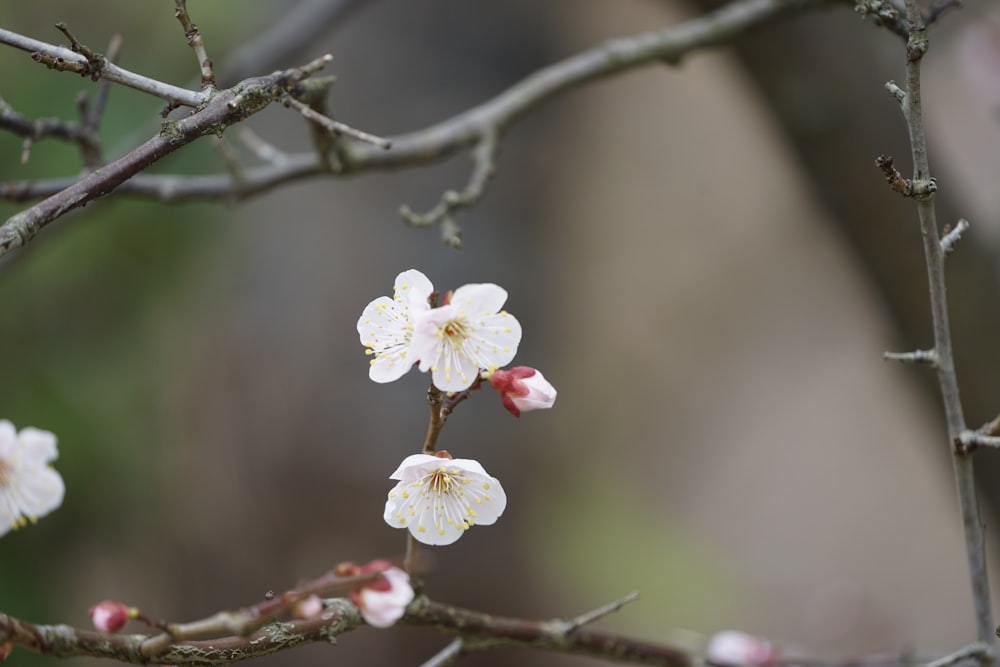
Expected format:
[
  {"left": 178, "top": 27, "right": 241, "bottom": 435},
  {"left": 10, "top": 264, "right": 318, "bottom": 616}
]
[
  {"left": 411, "top": 283, "right": 522, "bottom": 391},
  {"left": 488, "top": 366, "right": 557, "bottom": 417},
  {"left": 706, "top": 630, "right": 779, "bottom": 667},
  {"left": 384, "top": 452, "right": 506, "bottom": 546},
  {"left": 350, "top": 561, "right": 415, "bottom": 628},
  {"left": 358, "top": 270, "right": 434, "bottom": 383},
  {"left": 0, "top": 420, "right": 65, "bottom": 537}
]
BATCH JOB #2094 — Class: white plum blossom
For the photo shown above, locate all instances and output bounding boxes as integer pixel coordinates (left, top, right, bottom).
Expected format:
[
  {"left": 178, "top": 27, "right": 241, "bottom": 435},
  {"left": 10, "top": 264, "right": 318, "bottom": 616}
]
[
  {"left": 411, "top": 283, "right": 522, "bottom": 392},
  {"left": 351, "top": 562, "right": 415, "bottom": 628},
  {"left": 706, "top": 630, "right": 780, "bottom": 667},
  {"left": 489, "top": 366, "right": 557, "bottom": 417},
  {"left": 358, "top": 270, "right": 434, "bottom": 383},
  {"left": 0, "top": 420, "right": 65, "bottom": 537},
  {"left": 384, "top": 452, "right": 506, "bottom": 546}
]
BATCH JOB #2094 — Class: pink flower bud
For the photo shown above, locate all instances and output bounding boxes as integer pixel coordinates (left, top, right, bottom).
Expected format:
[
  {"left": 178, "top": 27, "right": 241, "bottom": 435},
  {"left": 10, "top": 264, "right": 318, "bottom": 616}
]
[
  {"left": 88, "top": 601, "right": 132, "bottom": 633},
  {"left": 706, "top": 630, "right": 779, "bottom": 667},
  {"left": 350, "top": 560, "right": 414, "bottom": 628},
  {"left": 292, "top": 594, "right": 323, "bottom": 619},
  {"left": 489, "top": 367, "right": 556, "bottom": 417}
]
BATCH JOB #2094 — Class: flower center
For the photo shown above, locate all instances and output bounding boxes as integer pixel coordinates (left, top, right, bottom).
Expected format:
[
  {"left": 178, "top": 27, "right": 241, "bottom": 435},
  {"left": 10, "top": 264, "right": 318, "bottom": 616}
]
[
  {"left": 442, "top": 319, "right": 469, "bottom": 343},
  {"left": 428, "top": 469, "right": 456, "bottom": 493}
]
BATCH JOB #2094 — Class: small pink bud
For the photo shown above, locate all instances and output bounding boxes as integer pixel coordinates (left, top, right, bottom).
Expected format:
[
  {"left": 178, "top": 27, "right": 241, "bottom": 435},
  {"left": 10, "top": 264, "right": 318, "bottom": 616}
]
[
  {"left": 489, "top": 367, "right": 557, "bottom": 417},
  {"left": 350, "top": 560, "right": 414, "bottom": 628},
  {"left": 88, "top": 601, "right": 132, "bottom": 633},
  {"left": 0, "top": 641, "right": 12, "bottom": 662},
  {"left": 292, "top": 594, "right": 323, "bottom": 619},
  {"left": 706, "top": 630, "right": 779, "bottom": 667}
]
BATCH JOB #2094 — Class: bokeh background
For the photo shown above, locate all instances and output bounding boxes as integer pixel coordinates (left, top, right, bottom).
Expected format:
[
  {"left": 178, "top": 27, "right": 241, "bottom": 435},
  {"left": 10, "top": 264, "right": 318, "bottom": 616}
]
[{"left": 2, "top": 2, "right": 1000, "bottom": 666}]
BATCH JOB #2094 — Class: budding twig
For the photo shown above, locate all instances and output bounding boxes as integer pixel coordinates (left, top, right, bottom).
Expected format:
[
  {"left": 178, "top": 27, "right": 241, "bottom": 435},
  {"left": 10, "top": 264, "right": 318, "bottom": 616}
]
[{"left": 174, "top": 0, "right": 215, "bottom": 90}]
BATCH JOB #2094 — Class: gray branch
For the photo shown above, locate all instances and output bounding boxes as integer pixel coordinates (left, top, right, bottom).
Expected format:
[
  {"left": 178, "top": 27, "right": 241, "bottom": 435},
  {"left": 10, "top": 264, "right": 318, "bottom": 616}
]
[{"left": 0, "top": 0, "right": 829, "bottom": 256}]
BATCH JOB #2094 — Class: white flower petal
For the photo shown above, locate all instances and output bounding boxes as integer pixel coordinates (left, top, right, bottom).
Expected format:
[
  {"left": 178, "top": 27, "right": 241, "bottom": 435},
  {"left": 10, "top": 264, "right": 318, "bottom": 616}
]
[
  {"left": 383, "top": 455, "right": 506, "bottom": 546},
  {"left": 18, "top": 427, "right": 59, "bottom": 464},
  {"left": 16, "top": 465, "right": 65, "bottom": 518},
  {"left": 358, "top": 269, "right": 434, "bottom": 384},
  {"left": 393, "top": 270, "right": 434, "bottom": 311},
  {"left": 0, "top": 422, "right": 64, "bottom": 537},
  {"left": 449, "top": 283, "right": 508, "bottom": 315},
  {"left": 411, "top": 283, "right": 523, "bottom": 392},
  {"left": 387, "top": 454, "right": 440, "bottom": 481}
]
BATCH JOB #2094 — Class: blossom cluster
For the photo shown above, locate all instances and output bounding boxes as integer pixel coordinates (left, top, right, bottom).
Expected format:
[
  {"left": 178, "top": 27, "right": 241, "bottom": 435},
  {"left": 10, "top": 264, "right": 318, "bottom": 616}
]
[
  {"left": 358, "top": 269, "right": 557, "bottom": 554},
  {"left": 357, "top": 269, "right": 556, "bottom": 411}
]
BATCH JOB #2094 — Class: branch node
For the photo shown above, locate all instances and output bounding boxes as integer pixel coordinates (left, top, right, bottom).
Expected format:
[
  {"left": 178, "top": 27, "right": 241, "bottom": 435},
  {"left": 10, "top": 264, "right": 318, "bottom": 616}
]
[
  {"left": 53, "top": 21, "right": 103, "bottom": 80},
  {"left": 174, "top": 0, "right": 216, "bottom": 90},
  {"left": 885, "top": 80, "right": 906, "bottom": 104},
  {"left": 940, "top": 218, "right": 970, "bottom": 255},
  {"left": 882, "top": 348, "right": 937, "bottom": 365},
  {"left": 875, "top": 154, "right": 912, "bottom": 196}
]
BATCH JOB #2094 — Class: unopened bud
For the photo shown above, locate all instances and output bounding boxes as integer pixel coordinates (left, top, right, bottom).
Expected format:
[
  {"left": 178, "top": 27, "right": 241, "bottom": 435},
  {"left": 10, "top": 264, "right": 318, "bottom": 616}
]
[
  {"left": 706, "top": 630, "right": 779, "bottom": 667},
  {"left": 350, "top": 560, "right": 414, "bottom": 628},
  {"left": 88, "top": 601, "right": 132, "bottom": 633},
  {"left": 489, "top": 367, "right": 557, "bottom": 417},
  {"left": 292, "top": 594, "right": 323, "bottom": 619}
]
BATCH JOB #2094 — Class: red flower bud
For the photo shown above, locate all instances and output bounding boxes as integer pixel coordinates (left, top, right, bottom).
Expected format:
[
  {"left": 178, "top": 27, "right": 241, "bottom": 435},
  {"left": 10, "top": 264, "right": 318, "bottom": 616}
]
[
  {"left": 489, "top": 367, "right": 557, "bottom": 417},
  {"left": 88, "top": 601, "right": 132, "bottom": 633}
]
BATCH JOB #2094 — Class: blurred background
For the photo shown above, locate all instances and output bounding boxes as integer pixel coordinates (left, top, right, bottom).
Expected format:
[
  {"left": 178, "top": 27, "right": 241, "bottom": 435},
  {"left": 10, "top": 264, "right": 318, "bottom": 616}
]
[{"left": 2, "top": 1, "right": 1000, "bottom": 666}]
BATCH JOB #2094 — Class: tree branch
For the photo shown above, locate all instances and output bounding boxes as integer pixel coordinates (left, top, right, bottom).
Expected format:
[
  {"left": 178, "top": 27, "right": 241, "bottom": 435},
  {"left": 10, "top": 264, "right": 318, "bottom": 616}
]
[
  {"left": 0, "top": 0, "right": 832, "bottom": 253},
  {"left": 0, "top": 594, "right": 686, "bottom": 667},
  {"left": 886, "top": 0, "right": 995, "bottom": 648},
  {"left": 0, "top": 56, "right": 336, "bottom": 257},
  {"left": 0, "top": 27, "right": 203, "bottom": 107}
]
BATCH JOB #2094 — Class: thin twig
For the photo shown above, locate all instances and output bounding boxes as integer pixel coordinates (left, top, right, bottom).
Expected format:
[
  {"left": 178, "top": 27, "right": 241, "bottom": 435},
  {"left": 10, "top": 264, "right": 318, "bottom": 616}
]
[
  {"left": 0, "top": 0, "right": 830, "bottom": 239},
  {"left": 565, "top": 591, "right": 640, "bottom": 631},
  {"left": 420, "top": 638, "right": 465, "bottom": 667},
  {"left": 890, "top": 0, "right": 994, "bottom": 647},
  {"left": 283, "top": 95, "right": 391, "bottom": 149},
  {"left": 882, "top": 349, "right": 937, "bottom": 365},
  {"left": 955, "top": 431, "right": 1000, "bottom": 455},
  {"left": 940, "top": 218, "right": 970, "bottom": 255},
  {"left": 400, "top": 131, "right": 499, "bottom": 247},
  {"left": 174, "top": 0, "right": 216, "bottom": 90},
  {"left": 0, "top": 56, "right": 338, "bottom": 256},
  {"left": 0, "top": 97, "right": 100, "bottom": 163},
  {"left": 923, "top": 642, "right": 994, "bottom": 667},
  {"left": 0, "top": 28, "right": 202, "bottom": 107}
]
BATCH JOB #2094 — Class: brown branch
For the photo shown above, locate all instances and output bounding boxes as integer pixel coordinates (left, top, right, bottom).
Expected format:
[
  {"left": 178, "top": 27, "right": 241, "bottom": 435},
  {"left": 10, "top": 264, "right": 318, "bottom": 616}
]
[
  {"left": 0, "top": 593, "right": 687, "bottom": 667},
  {"left": 0, "top": 0, "right": 832, "bottom": 249},
  {"left": 0, "top": 56, "right": 336, "bottom": 258}
]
